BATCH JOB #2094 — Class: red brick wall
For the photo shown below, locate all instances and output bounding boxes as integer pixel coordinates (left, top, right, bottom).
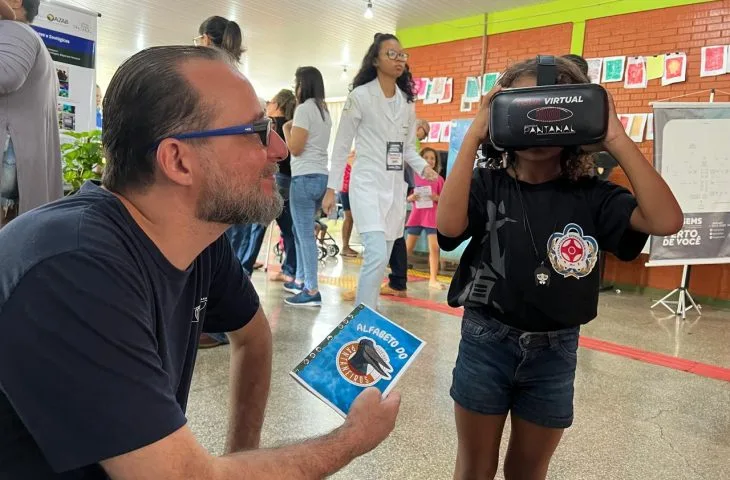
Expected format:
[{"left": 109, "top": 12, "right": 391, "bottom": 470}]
[
  {"left": 408, "top": 23, "right": 574, "bottom": 151},
  {"left": 583, "top": 0, "right": 730, "bottom": 299}
]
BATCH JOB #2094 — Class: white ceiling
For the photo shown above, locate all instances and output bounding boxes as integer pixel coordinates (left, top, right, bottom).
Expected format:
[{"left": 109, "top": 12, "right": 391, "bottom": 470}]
[{"left": 55, "top": 0, "right": 545, "bottom": 99}]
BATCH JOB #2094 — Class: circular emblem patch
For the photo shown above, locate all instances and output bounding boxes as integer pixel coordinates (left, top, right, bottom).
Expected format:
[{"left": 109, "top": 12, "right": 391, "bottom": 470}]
[{"left": 547, "top": 223, "right": 599, "bottom": 279}]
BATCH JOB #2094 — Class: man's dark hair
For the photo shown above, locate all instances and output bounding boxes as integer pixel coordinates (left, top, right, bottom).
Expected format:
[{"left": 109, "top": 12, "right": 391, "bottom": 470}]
[
  {"left": 22, "top": 0, "right": 41, "bottom": 23},
  {"left": 562, "top": 54, "right": 589, "bottom": 76},
  {"left": 102, "top": 46, "right": 225, "bottom": 193}
]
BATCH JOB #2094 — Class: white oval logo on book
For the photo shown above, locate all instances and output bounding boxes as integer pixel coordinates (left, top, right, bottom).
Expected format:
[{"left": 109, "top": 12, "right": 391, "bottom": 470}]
[{"left": 336, "top": 337, "right": 393, "bottom": 386}]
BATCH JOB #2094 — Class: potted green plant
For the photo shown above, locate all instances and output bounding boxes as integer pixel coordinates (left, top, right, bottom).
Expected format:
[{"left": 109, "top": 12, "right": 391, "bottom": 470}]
[{"left": 61, "top": 130, "right": 104, "bottom": 194}]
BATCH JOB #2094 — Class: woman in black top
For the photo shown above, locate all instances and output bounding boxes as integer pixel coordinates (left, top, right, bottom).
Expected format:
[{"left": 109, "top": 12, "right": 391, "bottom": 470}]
[
  {"left": 437, "top": 58, "right": 683, "bottom": 479},
  {"left": 266, "top": 89, "right": 298, "bottom": 283}
]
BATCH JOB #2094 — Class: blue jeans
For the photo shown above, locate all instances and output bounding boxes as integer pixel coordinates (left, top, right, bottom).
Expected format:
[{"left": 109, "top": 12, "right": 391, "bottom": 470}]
[
  {"left": 275, "top": 174, "right": 297, "bottom": 278},
  {"left": 206, "top": 332, "right": 229, "bottom": 344},
  {"left": 290, "top": 174, "right": 327, "bottom": 292},
  {"left": 357, "top": 231, "right": 395, "bottom": 309},
  {"left": 226, "top": 224, "right": 267, "bottom": 275},
  {"left": 451, "top": 310, "right": 579, "bottom": 429}
]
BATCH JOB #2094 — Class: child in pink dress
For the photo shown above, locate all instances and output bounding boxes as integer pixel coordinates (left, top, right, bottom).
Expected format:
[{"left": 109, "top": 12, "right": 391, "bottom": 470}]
[{"left": 406, "top": 147, "right": 446, "bottom": 290}]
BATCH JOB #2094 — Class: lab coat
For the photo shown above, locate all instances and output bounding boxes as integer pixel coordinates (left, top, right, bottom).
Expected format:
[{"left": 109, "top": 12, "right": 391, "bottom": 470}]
[{"left": 328, "top": 79, "right": 427, "bottom": 241}]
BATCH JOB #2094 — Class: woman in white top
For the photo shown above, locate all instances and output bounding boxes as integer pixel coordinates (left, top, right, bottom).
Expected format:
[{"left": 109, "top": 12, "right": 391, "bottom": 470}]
[
  {"left": 323, "top": 33, "right": 437, "bottom": 310},
  {"left": 283, "top": 66, "right": 332, "bottom": 307}
]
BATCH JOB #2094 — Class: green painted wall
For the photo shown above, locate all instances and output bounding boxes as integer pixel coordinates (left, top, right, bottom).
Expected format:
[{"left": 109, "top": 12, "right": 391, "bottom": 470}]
[
  {"left": 570, "top": 20, "right": 586, "bottom": 55},
  {"left": 397, "top": 0, "right": 716, "bottom": 48}
]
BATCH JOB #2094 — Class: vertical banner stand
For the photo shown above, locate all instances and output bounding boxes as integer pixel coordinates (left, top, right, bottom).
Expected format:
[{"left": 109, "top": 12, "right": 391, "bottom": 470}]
[
  {"left": 649, "top": 90, "right": 715, "bottom": 318},
  {"left": 650, "top": 264, "right": 701, "bottom": 319}
]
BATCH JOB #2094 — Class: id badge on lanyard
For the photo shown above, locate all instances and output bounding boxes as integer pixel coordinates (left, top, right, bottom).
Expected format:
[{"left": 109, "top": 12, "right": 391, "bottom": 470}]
[{"left": 386, "top": 141, "right": 404, "bottom": 171}]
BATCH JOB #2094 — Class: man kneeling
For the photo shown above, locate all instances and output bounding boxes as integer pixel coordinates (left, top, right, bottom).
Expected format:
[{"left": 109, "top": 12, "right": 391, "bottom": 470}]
[{"left": 0, "top": 45, "right": 399, "bottom": 479}]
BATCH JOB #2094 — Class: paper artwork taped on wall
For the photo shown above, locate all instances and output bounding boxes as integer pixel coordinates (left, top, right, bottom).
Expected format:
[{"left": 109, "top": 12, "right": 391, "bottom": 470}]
[
  {"left": 464, "top": 76, "right": 481, "bottom": 103},
  {"left": 624, "top": 57, "right": 647, "bottom": 89},
  {"left": 414, "top": 78, "right": 429, "bottom": 100},
  {"left": 586, "top": 58, "right": 602, "bottom": 84},
  {"left": 459, "top": 95, "right": 472, "bottom": 112},
  {"left": 423, "top": 80, "right": 438, "bottom": 105},
  {"left": 662, "top": 53, "right": 686, "bottom": 86},
  {"left": 602, "top": 56, "right": 625, "bottom": 83},
  {"left": 438, "top": 78, "right": 453, "bottom": 104},
  {"left": 481, "top": 72, "right": 500, "bottom": 95},
  {"left": 646, "top": 55, "right": 665, "bottom": 80},
  {"left": 700, "top": 45, "right": 728, "bottom": 77}
]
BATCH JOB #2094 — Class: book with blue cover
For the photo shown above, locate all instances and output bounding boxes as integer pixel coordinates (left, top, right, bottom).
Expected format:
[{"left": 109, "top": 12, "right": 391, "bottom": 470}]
[{"left": 290, "top": 304, "right": 426, "bottom": 417}]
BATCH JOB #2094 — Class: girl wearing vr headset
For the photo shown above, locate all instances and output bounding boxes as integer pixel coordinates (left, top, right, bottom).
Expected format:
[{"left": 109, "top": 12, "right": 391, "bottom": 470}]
[{"left": 438, "top": 57, "right": 682, "bottom": 479}]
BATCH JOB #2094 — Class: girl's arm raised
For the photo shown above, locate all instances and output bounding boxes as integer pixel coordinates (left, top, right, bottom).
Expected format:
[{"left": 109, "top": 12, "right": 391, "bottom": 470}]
[
  {"left": 595, "top": 93, "right": 683, "bottom": 236},
  {"left": 437, "top": 87, "right": 500, "bottom": 237}
]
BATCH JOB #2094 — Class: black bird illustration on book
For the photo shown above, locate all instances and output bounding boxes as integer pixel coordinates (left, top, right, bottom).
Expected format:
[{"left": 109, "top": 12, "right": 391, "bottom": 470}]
[{"left": 348, "top": 339, "right": 393, "bottom": 380}]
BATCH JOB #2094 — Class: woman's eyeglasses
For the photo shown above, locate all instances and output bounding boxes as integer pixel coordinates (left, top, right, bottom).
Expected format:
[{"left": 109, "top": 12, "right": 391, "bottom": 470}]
[
  {"left": 193, "top": 35, "right": 204, "bottom": 46},
  {"left": 385, "top": 49, "right": 409, "bottom": 62},
  {"left": 149, "top": 117, "right": 272, "bottom": 151}
]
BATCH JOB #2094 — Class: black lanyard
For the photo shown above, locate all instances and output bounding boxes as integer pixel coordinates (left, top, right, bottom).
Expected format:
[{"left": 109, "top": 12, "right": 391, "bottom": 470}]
[{"left": 512, "top": 173, "right": 559, "bottom": 287}]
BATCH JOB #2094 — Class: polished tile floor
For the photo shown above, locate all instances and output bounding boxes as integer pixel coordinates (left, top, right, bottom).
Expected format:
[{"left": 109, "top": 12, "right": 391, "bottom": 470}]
[{"left": 188, "top": 252, "right": 730, "bottom": 480}]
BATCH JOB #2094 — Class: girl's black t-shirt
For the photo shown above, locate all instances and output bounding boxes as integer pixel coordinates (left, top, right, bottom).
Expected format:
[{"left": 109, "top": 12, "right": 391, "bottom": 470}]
[{"left": 438, "top": 167, "right": 647, "bottom": 332}]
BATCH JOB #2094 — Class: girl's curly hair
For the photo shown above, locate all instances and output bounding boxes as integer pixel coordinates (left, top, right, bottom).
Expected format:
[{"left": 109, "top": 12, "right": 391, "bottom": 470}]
[{"left": 486, "top": 57, "right": 596, "bottom": 181}]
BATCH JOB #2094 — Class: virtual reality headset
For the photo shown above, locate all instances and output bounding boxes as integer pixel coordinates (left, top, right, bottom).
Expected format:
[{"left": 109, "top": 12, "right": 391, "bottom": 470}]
[{"left": 488, "top": 55, "right": 609, "bottom": 151}]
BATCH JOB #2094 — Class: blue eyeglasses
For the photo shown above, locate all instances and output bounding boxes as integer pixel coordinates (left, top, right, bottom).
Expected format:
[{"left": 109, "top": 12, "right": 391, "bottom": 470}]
[{"left": 150, "top": 117, "right": 272, "bottom": 150}]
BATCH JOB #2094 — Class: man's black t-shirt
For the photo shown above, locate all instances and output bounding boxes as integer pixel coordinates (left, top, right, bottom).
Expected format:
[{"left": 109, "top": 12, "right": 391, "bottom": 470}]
[
  {"left": 0, "top": 182, "right": 260, "bottom": 478},
  {"left": 438, "top": 168, "right": 647, "bottom": 331}
]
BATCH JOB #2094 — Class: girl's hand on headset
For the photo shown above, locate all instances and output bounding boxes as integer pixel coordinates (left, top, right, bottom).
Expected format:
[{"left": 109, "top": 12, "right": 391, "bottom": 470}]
[
  {"left": 466, "top": 85, "right": 502, "bottom": 143},
  {"left": 601, "top": 89, "right": 631, "bottom": 150},
  {"left": 583, "top": 89, "right": 629, "bottom": 153}
]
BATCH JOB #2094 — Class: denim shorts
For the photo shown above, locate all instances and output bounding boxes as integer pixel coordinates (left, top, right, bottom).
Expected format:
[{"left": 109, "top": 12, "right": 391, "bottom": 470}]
[
  {"left": 406, "top": 226, "right": 437, "bottom": 236},
  {"left": 451, "top": 310, "right": 580, "bottom": 429}
]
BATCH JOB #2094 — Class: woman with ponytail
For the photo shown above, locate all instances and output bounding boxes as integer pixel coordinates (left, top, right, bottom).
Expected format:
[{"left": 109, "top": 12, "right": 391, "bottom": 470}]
[
  {"left": 196, "top": 15, "right": 244, "bottom": 63},
  {"left": 282, "top": 67, "right": 332, "bottom": 307}
]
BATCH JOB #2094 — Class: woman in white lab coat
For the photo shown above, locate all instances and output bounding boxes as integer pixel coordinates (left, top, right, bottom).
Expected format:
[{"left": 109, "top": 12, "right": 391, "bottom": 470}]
[{"left": 323, "top": 33, "right": 437, "bottom": 309}]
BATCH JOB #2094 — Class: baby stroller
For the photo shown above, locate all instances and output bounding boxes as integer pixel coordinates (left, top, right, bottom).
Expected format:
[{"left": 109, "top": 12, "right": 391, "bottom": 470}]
[
  {"left": 314, "top": 217, "right": 340, "bottom": 260},
  {"left": 273, "top": 211, "right": 340, "bottom": 263}
]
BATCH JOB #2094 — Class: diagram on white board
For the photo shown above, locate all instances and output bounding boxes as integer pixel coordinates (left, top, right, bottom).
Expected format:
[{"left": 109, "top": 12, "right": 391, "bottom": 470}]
[
  {"left": 661, "top": 119, "right": 730, "bottom": 214},
  {"left": 651, "top": 107, "right": 730, "bottom": 264}
]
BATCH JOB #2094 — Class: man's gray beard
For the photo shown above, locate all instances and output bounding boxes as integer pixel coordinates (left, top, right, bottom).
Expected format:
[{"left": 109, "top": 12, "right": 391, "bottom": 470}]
[{"left": 197, "top": 177, "right": 283, "bottom": 225}]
